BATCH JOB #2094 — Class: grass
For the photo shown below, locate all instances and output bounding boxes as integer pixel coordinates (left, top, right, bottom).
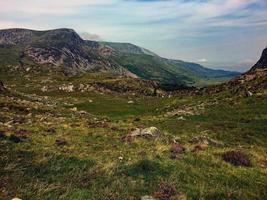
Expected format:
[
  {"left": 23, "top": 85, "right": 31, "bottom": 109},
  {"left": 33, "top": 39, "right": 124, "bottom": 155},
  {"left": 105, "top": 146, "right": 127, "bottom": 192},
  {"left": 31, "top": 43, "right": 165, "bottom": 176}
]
[{"left": 0, "top": 73, "right": 267, "bottom": 200}]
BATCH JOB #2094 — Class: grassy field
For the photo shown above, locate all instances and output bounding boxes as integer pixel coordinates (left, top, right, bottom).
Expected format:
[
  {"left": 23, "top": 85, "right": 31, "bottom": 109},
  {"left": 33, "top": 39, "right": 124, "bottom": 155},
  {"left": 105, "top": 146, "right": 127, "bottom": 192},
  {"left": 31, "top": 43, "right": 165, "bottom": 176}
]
[{"left": 0, "top": 74, "right": 267, "bottom": 200}]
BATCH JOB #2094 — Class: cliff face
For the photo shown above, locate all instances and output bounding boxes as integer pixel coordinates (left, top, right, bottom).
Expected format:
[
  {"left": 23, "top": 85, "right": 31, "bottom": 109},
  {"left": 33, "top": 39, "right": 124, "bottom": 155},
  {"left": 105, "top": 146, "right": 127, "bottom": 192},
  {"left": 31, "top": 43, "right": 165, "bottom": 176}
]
[
  {"left": 0, "top": 28, "right": 135, "bottom": 77},
  {"left": 250, "top": 47, "right": 267, "bottom": 71}
]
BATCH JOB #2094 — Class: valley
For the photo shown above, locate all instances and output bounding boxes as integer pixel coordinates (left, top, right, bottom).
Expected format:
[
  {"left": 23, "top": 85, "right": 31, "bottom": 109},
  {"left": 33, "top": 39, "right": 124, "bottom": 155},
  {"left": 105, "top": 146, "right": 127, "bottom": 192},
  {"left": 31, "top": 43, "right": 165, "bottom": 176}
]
[{"left": 0, "top": 28, "right": 266, "bottom": 200}]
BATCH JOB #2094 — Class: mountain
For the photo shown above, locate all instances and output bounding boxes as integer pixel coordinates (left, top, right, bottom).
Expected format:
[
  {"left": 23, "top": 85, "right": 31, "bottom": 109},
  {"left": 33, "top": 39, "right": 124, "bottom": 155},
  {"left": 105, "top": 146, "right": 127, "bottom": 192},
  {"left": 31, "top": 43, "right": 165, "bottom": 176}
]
[
  {"left": 0, "top": 28, "right": 240, "bottom": 88},
  {"left": 206, "top": 47, "right": 267, "bottom": 95},
  {"left": 101, "top": 41, "right": 157, "bottom": 56},
  {"left": 250, "top": 47, "right": 267, "bottom": 71},
  {"left": 0, "top": 28, "right": 134, "bottom": 77},
  {"left": 101, "top": 41, "right": 240, "bottom": 88}
]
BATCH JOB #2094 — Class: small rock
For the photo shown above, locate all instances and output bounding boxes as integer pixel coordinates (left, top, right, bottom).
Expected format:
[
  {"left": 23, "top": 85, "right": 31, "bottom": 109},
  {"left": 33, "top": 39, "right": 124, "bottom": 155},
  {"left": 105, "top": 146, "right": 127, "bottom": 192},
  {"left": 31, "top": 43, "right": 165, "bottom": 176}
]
[
  {"left": 130, "top": 127, "right": 161, "bottom": 137},
  {"left": 141, "top": 196, "right": 157, "bottom": 200},
  {"left": 177, "top": 116, "right": 186, "bottom": 121},
  {"left": 173, "top": 136, "right": 181, "bottom": 143},
  {"left": 128, "top": 101, "right": 134, "bottom": 104},
  {"left": 78, "top": 110, "right": 87, "bottom": 115},
  {"left": 124, "top": 127, "right": 161, "bottom": 141},
  {"left": 246, "top": 91, "right": 253, "bottom": 97},
  {"left": 140, "top": 127, "right": 161, "bottom": 137},
  {"left": 118, "top": 156, "right": 124, "bottom": 160},
  {"left": 70, "top": 107, "right": 78, "bottom": 112},
  {"left": 41, "top": 86, "right": 48, "bottom": 92},
  {"left": 12, "top": 198, "right": 22, "bottom": 200}
]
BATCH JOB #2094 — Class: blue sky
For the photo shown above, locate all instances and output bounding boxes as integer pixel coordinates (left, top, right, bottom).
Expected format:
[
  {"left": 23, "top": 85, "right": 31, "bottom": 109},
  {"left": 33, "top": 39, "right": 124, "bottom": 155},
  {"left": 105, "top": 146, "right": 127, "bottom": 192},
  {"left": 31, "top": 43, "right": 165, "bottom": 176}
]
[{"left": 1, "top": 0, "right": 267, "bottom": 71}]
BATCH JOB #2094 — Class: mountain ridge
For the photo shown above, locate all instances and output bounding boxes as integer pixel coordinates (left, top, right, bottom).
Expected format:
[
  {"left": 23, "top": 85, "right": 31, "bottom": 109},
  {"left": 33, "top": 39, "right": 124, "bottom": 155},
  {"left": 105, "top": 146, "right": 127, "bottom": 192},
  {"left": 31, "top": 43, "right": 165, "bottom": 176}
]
[{"left": 0, "top": 28, "right": 240, "bottom": 88}]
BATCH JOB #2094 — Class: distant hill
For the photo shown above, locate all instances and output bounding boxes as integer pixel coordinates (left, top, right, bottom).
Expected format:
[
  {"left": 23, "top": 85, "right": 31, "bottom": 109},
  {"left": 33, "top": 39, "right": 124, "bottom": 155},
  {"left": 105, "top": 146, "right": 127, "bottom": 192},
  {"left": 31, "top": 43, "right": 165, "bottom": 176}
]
[
  {"left": 0, "top": 28, "right": 240, "bottom": 88},
  {"left": 101, "top": 41, "right": 158, "bottom": 56}
]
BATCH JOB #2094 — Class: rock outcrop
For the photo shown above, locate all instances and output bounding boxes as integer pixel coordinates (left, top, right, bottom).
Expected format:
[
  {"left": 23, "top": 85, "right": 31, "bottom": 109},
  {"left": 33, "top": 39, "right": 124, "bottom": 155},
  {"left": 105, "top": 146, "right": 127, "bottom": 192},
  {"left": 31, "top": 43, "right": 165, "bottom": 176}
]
[{"left": 251, "top": 47, "right": 267, "bottom": 71}]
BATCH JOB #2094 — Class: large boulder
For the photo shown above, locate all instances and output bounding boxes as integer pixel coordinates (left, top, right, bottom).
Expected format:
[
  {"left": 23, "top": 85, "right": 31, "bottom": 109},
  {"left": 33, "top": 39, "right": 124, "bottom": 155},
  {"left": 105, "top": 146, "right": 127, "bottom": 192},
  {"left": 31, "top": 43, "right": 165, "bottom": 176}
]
[{"left": 130, "top": 127, "right": 161, "bottom": 137}]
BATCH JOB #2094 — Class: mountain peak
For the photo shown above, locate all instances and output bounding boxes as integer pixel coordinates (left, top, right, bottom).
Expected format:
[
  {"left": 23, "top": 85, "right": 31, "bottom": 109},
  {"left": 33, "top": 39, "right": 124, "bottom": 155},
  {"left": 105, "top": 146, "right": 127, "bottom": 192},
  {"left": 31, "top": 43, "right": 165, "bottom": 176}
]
[
  {"left": 0, "top": 28, "right": 83, "bottom": 45},
  {"left": 250, "top": 47, "right": 267, "bottom": 71}
]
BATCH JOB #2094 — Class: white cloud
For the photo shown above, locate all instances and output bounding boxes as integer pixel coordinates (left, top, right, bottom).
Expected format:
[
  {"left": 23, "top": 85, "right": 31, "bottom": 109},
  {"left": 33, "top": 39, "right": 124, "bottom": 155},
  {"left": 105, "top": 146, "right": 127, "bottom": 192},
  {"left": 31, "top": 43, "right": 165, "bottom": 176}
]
[
  {"left": 79, "top": 32, "right": 102, "bottom": 40},
  {"left": 198, "top": 58, "right": 208, "bottom": 63},
  {"left": 0, "top": 0, "right": 118, "bottom": 15}
]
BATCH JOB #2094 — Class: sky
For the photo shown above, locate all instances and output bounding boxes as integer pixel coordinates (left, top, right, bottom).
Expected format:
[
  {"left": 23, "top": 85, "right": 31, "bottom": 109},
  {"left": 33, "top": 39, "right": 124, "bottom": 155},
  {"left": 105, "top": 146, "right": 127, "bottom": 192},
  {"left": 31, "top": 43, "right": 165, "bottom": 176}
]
[{"left": 1, "top": 0, "right": 267, "bottom": 72}]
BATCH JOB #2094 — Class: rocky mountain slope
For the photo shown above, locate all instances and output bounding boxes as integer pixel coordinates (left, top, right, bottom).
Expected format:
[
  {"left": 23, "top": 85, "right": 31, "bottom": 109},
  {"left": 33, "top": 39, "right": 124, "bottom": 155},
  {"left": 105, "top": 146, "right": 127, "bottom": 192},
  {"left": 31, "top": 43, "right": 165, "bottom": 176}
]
[
  {"left": 0, "top": 28, "right": 240, "bottom": 88},
  {"left": 250, "top": 47, "right": 267, "bottom": 71},
  {"left": 206, "top": 47, "right": 267, "bottom": 95},
  {"left": 0, "top": 28, "right": 134, "bottom": 77}
]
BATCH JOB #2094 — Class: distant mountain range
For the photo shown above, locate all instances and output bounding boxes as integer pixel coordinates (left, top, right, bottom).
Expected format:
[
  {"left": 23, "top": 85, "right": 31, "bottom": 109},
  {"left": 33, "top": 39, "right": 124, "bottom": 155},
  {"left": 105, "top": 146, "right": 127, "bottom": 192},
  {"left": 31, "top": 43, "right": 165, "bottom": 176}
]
[{"left": 0, "top": 28, "right": 240, "bottom": 88}]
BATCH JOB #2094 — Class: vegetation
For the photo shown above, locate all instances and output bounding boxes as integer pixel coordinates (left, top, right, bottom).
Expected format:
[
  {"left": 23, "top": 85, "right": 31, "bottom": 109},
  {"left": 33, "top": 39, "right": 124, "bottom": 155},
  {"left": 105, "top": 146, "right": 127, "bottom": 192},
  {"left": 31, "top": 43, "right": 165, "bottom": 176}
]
[{"left": 0, "top": 72, "right": 266, "bottom": 200}]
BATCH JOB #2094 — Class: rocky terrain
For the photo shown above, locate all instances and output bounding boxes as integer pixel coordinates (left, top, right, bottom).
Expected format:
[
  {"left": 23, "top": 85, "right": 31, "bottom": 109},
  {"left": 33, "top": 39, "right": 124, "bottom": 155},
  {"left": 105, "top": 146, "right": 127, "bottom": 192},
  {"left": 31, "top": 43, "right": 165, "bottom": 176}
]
[{"left": 0, "top": 29, "right": 266, "bottom": 199}]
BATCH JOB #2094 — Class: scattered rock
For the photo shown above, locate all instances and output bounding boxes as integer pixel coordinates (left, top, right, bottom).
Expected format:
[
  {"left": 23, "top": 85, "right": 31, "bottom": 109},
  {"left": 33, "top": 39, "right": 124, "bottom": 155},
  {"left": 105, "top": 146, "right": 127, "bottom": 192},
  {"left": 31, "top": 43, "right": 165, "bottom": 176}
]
[
  {"left": 59, "top": 84, "right": 74, "bottom": 92},
  {"left": 170, "top": 143, "right": 185, "bottom": 159},
  {"left": 190, "top": 135, "right": 224, "bottom": 147},
  {"left": 55, "top": 139, "right": 67, "bottom": 146},
  {"left": 70, "top": 107, "right": 78, "bottom": 112},
  {"left": 130, "top": 127, "right": 161, "bottom": 138},
  {"left": 122, "top": 127, "right": 161, "bottom": 142},
  {"left": 177, "top": 116, "right": 185, "bottom": 121},
  {"left": 9, "top": 134, "right": 22, "bottom": 143},
  {"left": 128, "top": 100, "right": 134, "bottom": 104},
  {"left": 41, "top": 86, "right": 48, "bottom": 92},
  {"left": 141, "top": 196, "right": 157, "bottom": 200},
  {"left": 222, "top": 150, "right": 252, "bottom": 167},
  {"left": 78, "top": 110, "right": 87, "bottom": 115},
  {"left": 246, "top": 90, "right": 253, "bottom": 97},
  {"left": 173, "top": 136, "right": 181, "bottom": 144}
]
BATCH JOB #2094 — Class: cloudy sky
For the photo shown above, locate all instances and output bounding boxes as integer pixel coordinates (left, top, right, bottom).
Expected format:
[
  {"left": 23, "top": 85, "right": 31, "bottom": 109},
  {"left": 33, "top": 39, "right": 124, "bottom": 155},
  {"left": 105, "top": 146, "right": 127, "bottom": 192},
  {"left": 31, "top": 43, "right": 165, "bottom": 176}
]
[{"left": 1, "top": 0, "right": 267, "bottom": 71}]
